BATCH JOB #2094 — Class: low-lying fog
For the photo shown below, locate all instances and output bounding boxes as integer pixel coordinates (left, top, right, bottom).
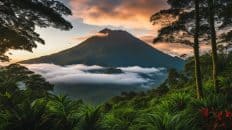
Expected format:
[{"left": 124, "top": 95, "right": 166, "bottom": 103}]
[{"left": 23, "top": 64, "right": 167, "bottom": 104}]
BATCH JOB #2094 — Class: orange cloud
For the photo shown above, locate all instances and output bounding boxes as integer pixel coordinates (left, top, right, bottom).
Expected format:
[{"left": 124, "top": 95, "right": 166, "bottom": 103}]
[
  {"left": 70, "top": 0, "right": 168, "bottom": 29},
  {"left": 140, "top": 35, "right": 154, "bottom": 43},
  {"left": 138, "top": 33, "right": 192, "bottom": 57},
  {"left": 149, "top": 42, "right": 211, "bottom": 58},
  {"left": 72, "top": 31, "right": 109, "bottom": 43},
  {"left": 138, "top": 31, "right": 211, "bottom": 58}
]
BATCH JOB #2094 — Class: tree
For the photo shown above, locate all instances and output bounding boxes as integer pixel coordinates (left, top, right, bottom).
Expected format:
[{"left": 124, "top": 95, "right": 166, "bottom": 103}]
[
  {"left": 194, "top": 0, "right": 203, "bottom": 98},
  {"left": 151, "top": 0, "right": 204, "bottom": 98},
  {"left": 151, "top": 0, "right": 232, "bottom": 95},
  {"left": 78, "top": 106, "right": 102, "bottom": 130},
  {"left": 0, "top": 64, "right": 53, "bottom": 100},
  {"left": 45, "top": 95, "right": 83, "bottom": 130},
  {"left": 0, "top": 64, "right": 86, "bottom": 130},
  {"left": 0, "top": 0, "right": 72, "bottom": 61},
  {"left": 0, "top": 98, "right": 49, "bottom": 130},
  {"left": 207, "top": 0, "right": 218, "bottom": 92},
  {"left": 151, "top": 0, "right": 232, "bottom": 47}
]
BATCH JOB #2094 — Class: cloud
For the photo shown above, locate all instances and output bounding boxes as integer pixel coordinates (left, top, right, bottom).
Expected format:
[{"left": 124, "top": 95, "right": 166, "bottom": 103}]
[
  {"left": 23, "top": 63, "right": 165, "bottom": 85},
  {"left": 139, "top": 33, "right": 156, "bottom": 44},
  {"left": 72, "top": 32, "right": 109, "bottom": 42},
  {"left": 138, "top": 33, "right": 194, "bottom": 58},
  {"left": 149, "top": 42, "right": 211, "bottom": 58},
  {"left": 119, "top": 66, "right": 165, "bottom": 74},
  {"left": 69, "top": 0, "right": 168, "bottom": 29},
  {"left": 137, "top": 32, "right": 212, "bottom": 58}
]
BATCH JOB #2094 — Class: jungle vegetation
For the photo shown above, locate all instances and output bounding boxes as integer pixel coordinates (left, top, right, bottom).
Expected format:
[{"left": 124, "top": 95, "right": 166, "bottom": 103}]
[{"left": 0, "top": 0, "right": 232, "bottom": 130}]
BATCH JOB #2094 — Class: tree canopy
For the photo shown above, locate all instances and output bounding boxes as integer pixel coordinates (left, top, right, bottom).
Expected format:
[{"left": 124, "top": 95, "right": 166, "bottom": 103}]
[
  {"left": 0, "top": 0, "right": 73, "bottom": 61},
  {"left": 151, "top": 0, "right": 232, "bottom": 48}
]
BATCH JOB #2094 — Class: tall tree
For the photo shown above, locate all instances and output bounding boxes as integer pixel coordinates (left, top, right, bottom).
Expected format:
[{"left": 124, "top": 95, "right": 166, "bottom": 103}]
[
  {"left": 207, "top": 0, "right": 218, "bottom": 92},
  {"left": 194, "top": 0, "right": 203, "bottom": 98},
  {"left": 151, "top": 0, "right": 204, "bottom": 98},
  {"left": 151, "top": 0, "right": 232, "bottom": 95},
  {"left": 0, "top": 0, "right": 72, "bottom": 61},
  {"left": 151, "top": 0, "right": 232, "bottom": 48}
]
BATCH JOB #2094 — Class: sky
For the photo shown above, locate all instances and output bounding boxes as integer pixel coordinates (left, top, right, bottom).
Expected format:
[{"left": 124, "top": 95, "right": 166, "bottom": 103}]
[{"left": 7, "top": 0, "right": 210, "bottom": 63}]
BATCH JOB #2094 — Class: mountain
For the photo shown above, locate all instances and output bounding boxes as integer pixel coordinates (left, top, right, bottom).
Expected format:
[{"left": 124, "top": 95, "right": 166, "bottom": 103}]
[{"left": 20, "top": 29, "right": 184, "bottom": 69}]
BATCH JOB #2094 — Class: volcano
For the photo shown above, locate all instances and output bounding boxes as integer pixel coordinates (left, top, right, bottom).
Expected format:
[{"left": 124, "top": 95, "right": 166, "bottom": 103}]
[{"left": 21, "top": 29, "right": 184, "bottom": 69}]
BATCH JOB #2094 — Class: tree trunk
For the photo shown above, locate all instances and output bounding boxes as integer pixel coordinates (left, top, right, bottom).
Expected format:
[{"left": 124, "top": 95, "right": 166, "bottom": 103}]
[
  {"left": 208, "top": 0, "right": 219, "bottom": 93},
  {"left": 194, "top": 0, "right": 203, "bottom": 99}
]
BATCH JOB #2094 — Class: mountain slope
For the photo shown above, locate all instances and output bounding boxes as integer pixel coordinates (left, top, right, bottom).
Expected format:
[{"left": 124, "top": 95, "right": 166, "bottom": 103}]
[{"left": 21, "top": 29, "right": 184, "bottom": 69}]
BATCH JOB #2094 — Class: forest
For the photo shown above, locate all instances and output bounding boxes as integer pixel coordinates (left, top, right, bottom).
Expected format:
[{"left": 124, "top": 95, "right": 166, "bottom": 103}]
[{"left": 0, "top": 0, "right": 232, "bottom": 130}]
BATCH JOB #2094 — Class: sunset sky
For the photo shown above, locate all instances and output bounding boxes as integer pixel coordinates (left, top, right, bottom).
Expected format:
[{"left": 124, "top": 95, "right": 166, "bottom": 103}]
[{"left": 8, "top": 0, "right": 208, "bottom": 63}]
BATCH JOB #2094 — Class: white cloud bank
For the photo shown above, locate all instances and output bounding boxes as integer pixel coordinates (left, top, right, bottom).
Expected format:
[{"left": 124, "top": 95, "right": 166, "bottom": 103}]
[{"left": 22, "top": 64, "right": 165, "bottom": 85}]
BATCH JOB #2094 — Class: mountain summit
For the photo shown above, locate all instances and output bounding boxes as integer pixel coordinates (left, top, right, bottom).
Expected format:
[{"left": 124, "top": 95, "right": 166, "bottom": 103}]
[
  {"left": 21, "top": 29, "right": 184, "bottom": 69},
  {"left": 99, "top": 28, "right": 112, "bottom": 34}
]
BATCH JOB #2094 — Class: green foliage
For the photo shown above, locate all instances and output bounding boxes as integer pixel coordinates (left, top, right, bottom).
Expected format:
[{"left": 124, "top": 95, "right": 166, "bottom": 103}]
[
  {"left": 45, "top": 95, "right": 84, "bottom": 130},
  {"left": 0, "top": 52, "right": 232, "bottom": 129},
  {"left": 101, "top": 107, "right": 139, "bottom": 130},
  {"left": 77, "top": 105, "right": 102, "bottom": 130},
  {"left": 1, "top": 0, "right": 231, "bottom": 129},
  {"left": 0, "top": 0, "right": 72, "bottom": 61},
  {"left": 151, "top": 0, "right": 232, "bottom": 48}
]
